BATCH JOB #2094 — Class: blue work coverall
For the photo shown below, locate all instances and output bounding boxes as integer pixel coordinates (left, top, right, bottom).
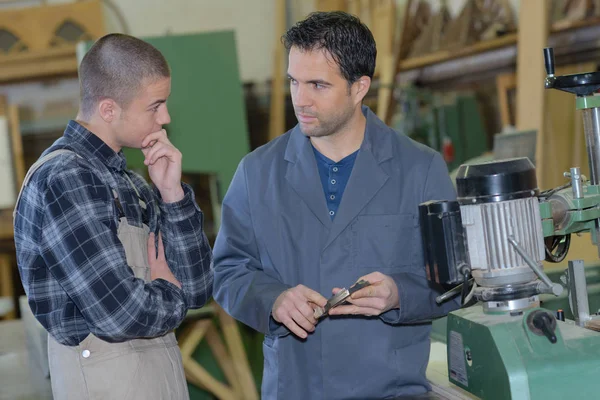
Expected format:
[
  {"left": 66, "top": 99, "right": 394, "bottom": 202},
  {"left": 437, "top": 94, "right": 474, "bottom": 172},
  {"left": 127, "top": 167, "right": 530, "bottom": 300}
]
[{"left": 213, "top": 106, "right": 459, "bottom": 399}]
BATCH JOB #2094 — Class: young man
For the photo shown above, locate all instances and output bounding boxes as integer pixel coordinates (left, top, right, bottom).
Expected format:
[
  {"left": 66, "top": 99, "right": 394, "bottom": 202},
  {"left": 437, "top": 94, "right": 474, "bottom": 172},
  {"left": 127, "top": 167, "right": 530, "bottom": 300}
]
[
  {"left": 13, "top": 34, "right": 212, "bottom": 400},
  {"left": 213, "top": 12, "right": 460, "bottom": 399}
]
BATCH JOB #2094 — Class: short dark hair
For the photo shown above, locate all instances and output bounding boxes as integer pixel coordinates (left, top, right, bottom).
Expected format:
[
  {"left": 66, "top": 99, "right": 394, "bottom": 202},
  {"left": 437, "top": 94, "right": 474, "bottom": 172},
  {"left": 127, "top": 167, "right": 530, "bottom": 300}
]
[
  {"left": 78, "top": 33, "right": 170, "bottom": 119},
  {"left": 282, "top": 11, "right": 376, "bottom": 84}
]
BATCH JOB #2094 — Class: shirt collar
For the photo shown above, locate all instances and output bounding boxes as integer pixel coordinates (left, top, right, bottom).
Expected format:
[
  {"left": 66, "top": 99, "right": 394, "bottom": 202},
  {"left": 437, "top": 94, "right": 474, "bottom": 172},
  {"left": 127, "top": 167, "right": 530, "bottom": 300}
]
[{"left": 64, "top": 120, "right": 128, "bottom": 172}]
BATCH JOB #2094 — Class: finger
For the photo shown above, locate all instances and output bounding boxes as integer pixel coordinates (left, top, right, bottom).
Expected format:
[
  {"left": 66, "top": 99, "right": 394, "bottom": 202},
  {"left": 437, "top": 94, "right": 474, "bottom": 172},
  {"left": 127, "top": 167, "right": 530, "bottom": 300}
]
[
  {"left": 344, "top": 296, "right": 386, "bottom": 310},
  {"left": 329, "top": 304, "right": 381, "bottom": 316},
  {"left": 152, "top": 144, "right": 181, "bottom": 166},
  {"left": 147, "top": 232, "right": 156, "bottom": 261},
  {"left": 157, "top": 232, "right": 165, "bottom": 261},
  {"left": 299, "top": 286, "right": 327, "bottom": 307},
  {"left": 353, "top": 272, "right": 383, "bottom": 285},
  {"left": 290, "top": 308, "right": 315, "bottom": 333},
  {"left": 144, "top": 143, "right": 174, "bottom": 165},
  {"left": 141, "top": 129, "right": 168, "bottom": 148},
  {"left": 351, "top": 283, "right": 383, "bottom": 300},
  {"left": 332, "top": 287, "right": 342, "bottom": 295},
  {"left": 298, "top": 301, "right": 318, "bottom": 325},
  {"left": 281, "top": 316, "right": 308, "bottom": 339}
]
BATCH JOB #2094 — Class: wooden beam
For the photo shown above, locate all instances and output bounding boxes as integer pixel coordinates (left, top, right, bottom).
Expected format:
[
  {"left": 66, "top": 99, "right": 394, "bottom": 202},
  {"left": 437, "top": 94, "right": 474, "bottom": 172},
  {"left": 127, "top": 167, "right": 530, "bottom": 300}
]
[
  {"left": 268, "top": 0, "right": 287, "bottom": 141},
  {"left": 206, "top": 324, "right": 243, "bottom": 399},
  {"left": 8, "top": 104, "right": 24, "bottom": 189},
  {"left": 0, "top": 1, "right": 103, "bottom": 83},
  {"left": 315, "top": 0, "right": 346, "bottom": 12},
  {"left": 184, "top": 360, "right": 237, "bottom": 400},
  {"left": 516, "top": 0, "right": 550, "bottom": 187},
  {"left": 496, "top": 73, "right": 516, "bottom": 128},
  {"left": 399, "top": 33, "right": 517, "bottom": 70},
  {"left": 374, "top": 0, "right": 398, "bottom": 122},
  {"left": 179, "top": 320, "right": 211, "bottom": 359},
  {"left": 217, "top": 306, "right": 259, "bottom": 400},
  {"left": 0, "top": 254, "right": 15, "bottom": 319}
]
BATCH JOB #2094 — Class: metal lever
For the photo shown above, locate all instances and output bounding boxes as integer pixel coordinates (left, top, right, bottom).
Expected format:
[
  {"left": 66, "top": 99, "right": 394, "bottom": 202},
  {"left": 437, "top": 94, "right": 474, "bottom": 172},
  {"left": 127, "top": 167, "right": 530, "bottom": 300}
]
[
  {"left": 435, "top": 278, "right": 474, "bottom": 304},
  {"left": 567, "top": 260, "right": 591, "bottom": 327},
  {"left": 564, "top": 167, "right": 585, "bottom": 199},
  {"left": 532, "top": 311, "right": 558, "bottom": 344},
  {"left": 508, "top": 236, "right": 563, "bottom": 296},
  {"left": 544, "top": 47, "right": 555, "bottom": 76}
]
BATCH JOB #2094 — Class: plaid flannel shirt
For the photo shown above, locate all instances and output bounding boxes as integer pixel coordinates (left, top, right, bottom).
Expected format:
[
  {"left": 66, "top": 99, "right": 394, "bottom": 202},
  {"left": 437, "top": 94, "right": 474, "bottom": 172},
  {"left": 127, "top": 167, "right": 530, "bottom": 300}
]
[{"left": 14, "top": 120, "right": 213, "bottom": 346}]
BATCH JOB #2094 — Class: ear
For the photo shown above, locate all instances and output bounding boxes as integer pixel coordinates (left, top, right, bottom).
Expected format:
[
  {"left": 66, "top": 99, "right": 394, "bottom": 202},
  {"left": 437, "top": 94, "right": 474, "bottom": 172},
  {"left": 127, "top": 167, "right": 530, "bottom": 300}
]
[
  {"left": 98, "top": 99, "right": 120, "bottom": 123},
  {"left": 352, "top": 76, "right": 371, "bottom": 105}
]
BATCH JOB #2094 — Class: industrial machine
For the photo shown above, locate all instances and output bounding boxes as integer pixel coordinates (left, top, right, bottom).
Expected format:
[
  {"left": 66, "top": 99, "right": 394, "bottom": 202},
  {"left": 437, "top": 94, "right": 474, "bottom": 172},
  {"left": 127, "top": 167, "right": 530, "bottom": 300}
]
[{"left": 419, "top": 48, "right": 600, "bottom": 400}]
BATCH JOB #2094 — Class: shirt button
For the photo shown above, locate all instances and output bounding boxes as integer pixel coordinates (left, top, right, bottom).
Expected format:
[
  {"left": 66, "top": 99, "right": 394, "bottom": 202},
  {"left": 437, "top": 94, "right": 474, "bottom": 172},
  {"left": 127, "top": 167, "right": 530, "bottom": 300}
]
[
  {"left": 331, "top": 179, "right": 336, "bottom": 185},
  {"left": 330, "top": 195, "right": 335, "bottom": 200},
  {"left": 82, "top": 350, "right": 91, "bottom": 358},
  {"left": 332, "top": 167, "right": 338, "bottom": 172},
  {"left": 329, "top": 210, "right": 335, "bottom": 216}
]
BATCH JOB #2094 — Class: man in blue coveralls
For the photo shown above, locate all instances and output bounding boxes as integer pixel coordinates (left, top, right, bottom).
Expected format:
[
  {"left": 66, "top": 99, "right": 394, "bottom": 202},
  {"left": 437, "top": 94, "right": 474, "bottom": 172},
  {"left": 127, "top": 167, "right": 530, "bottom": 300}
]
[{"left": 213, "top": 11, "right": 459, "bottom": 399}]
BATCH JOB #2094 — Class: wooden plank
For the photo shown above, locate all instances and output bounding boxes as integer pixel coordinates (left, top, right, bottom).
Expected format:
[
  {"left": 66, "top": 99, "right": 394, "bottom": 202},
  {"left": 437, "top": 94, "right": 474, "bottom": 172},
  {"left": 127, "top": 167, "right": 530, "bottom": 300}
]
[
  {"left": 184, "top": 360, "right": 237, "bottom": 400},
  {"left": 0, "top": 1, "right": 103, "bottom": 83},
  {"left": 0, "top": 53, "right": 78, "bottom": 84},
  {"left": 8, "top": 104, "right": 24, "bottom": 189},
  {"left": 399, "top": 33, "right": 517, "bottom": 70},
  {"left": 0, "top": 1, "right": 103, "bottom": 52},
  {"left": 0, "top": 47, "right": 74, "bottom": 65},
  {"left": 373, "top": 0, "right": 396, "bottom": 121},
  {"left": 179, "top": 320, "right": 211, "bottom": 359},
  {"left": 347, "top": 0, "right": 360, "bottom": 16},
  {"left": 441, "top": 0, "right": 475, "bottom": 51},
  {"left": 384, "top": 0, "right": 414, "bottom": 125},
  {"left": 395, "top": 0, "right": 415, "bottom": 63},
  {"left": 496, "top": 73, "right": 516, "bottom": 128},
  {"left": 217, "top": 306, "right": 259, "bottom": 400},
  {"left": 205, "top": 324, "right": 243, "bottom": 399},
  {"left": 179, "top": 318, "right": 240, "bottom": 400},
  {"left": 0, "top": 254, "right": 15, "bottom": 320},
  {"left": 0, "top": 211, "right": 12, "bottom": 240},
  {"left": 268, "top": 0, "right": 287, "bottom": 141},
  {"left": 359, "top": 0, "right": 371, "bottom": 27},
  {"left": 315, "top": 0, "right": 346, "bottom": 12},
  {"left": 397, "top": 13, "right": 600, "bottom": 75},
  {"left": 516, "top": 0, "right": 550, "bottom": 188}
]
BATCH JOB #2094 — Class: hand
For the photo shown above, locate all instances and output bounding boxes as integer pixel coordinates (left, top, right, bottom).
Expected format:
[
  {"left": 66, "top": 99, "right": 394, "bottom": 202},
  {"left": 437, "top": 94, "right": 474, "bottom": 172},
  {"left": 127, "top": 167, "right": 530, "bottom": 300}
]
[
  {"left": 147, "top": 232, "right": 181, "bottom": 289},
  {"left": 141, "top": 129, "right": 184, "bottom": 203},
  {"left": 328, "top": 272, "right": 399, "bottom": 317},
  {"left": 271, "top": 285, "right": 327, "bottom": 339}
]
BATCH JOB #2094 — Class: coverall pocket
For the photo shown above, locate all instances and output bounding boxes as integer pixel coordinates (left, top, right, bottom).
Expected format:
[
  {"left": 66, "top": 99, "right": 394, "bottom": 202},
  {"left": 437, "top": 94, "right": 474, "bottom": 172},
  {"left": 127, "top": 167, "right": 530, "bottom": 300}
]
[
  {"left": 262, "top": 336, "right": 280, "bottom": 399},
  {"left": 353, "top": 214, "right": 418, "bottom": 270}
]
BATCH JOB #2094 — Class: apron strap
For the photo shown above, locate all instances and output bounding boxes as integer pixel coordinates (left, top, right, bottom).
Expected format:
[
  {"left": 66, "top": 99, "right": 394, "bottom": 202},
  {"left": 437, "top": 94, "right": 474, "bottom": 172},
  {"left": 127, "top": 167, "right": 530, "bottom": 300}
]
[
  {"left": 13, "top": 149, "right": 79, "bottom": 221},
  {"left": 123, "top": 172, "right": 146, "bottom": 210},
  {"left": 14, "top": 149, "right": 149, "bottom": 226}
]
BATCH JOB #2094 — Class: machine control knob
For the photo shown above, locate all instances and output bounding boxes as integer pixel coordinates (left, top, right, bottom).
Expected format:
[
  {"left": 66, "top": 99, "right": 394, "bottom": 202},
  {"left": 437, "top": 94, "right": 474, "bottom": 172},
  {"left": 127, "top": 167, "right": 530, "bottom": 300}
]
[{"left": 528, "top": 310, "right": 558, "bottom": 344}]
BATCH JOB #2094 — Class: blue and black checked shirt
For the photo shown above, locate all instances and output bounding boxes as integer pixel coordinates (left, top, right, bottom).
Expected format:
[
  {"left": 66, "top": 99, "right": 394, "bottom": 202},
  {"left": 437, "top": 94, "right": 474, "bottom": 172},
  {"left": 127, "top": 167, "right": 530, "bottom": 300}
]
[{"left": 14, "top": 120, "right": 213, "bottom": 346}]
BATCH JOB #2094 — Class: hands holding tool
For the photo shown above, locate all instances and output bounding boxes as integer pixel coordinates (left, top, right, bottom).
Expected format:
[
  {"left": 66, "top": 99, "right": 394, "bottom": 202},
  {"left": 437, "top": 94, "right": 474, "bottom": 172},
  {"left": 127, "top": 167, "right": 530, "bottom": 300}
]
[
  {"left": 141, "top": 129, "right": 184, "bottom": 203},
  {"left": 327, "top": 272, "right": 399, "bottom": 317},
  {"left": 273, "top": 272, "right": 399, "bottom": 338},
  {"left": 271, "top": 285, "right": 327, "bottom": 339}
]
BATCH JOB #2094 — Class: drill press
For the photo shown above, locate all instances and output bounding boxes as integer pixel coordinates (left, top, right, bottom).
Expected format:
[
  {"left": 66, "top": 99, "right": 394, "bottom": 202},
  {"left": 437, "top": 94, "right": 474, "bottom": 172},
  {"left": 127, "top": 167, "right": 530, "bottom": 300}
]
[{"left": 419, "top": 48, "right": 600, "bottom": 400}]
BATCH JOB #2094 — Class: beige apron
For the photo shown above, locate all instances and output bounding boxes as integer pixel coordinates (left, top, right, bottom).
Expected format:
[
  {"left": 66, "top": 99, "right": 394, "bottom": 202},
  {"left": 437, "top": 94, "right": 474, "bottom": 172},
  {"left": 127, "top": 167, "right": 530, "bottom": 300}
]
[{"left": 15, "top": 150, "right": 189, "bottom": 400}]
